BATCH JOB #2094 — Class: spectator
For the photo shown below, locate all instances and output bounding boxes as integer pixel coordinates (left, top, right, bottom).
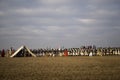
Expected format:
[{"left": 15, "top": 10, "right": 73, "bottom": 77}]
[{"left": 1, "top": 49, "right": 5, "bottom": 57}]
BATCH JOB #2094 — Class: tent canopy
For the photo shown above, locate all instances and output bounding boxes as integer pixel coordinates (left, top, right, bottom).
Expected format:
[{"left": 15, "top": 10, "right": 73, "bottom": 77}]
[{"left": 10, "top": 46, "right": 36, "bottom": 57}]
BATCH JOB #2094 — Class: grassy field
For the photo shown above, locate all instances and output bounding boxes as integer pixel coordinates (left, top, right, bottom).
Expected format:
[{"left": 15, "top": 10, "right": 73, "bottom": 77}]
[{"left": 0, "top": 56, "right": 120, "bottom": 80}]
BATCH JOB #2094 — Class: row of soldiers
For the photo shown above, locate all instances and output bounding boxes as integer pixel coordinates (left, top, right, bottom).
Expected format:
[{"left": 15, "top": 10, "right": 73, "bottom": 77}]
[
  {"left": 67, "top": 47, "right": 120, "bottom": 56},
  {"left": 0, "top": 46, "right": 120, "bottom": 57},
  {"left": 31, "top": 48, "right": 65, "bottom": 57},
  {"left": 30, "top": 46, "right": 120, "bottom": 57}
]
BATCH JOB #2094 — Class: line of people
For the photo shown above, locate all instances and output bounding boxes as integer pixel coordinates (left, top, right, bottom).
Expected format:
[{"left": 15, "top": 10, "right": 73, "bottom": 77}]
[
  {"left": 30, "top": 46, "right": 120, "bottom": 57},
  {"left": 67, "top": 47, "right": 120, "bottom": 56},
  {"left": 0, "top": 46, "right": 120, "bottom": 57},
  {"left": 31, "top": 48, "right": 64, "bottom": 57}
]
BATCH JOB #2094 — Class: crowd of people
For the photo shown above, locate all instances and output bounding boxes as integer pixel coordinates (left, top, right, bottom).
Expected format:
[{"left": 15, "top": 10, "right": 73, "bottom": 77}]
[
  {"left": 30, "top": 46, "right": 120, "bottom": 57},
  {"left": 0, "top": 45, "right": 120, "bottom": 57}
]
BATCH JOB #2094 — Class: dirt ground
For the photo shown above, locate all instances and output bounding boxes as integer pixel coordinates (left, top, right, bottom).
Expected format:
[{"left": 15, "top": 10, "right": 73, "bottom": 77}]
[{"left": 0, "top": 56, "right": 120, "bottom": 80}]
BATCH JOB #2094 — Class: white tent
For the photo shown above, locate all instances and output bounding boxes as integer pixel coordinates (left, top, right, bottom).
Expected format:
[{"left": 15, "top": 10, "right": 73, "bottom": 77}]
[{"left": 10, "top": 46, "right": 36, "bottom": 57}]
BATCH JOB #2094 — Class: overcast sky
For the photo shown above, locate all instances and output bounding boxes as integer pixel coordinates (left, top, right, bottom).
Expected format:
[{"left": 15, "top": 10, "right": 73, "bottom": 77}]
[{"left": 0, "top": 0, "right": 120, "bottom": 49}]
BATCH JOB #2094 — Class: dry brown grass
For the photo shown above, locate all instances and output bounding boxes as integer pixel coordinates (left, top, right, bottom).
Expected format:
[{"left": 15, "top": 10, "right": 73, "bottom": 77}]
[{"left": 0, "top": 56, "right": 120, "bottom": 80}]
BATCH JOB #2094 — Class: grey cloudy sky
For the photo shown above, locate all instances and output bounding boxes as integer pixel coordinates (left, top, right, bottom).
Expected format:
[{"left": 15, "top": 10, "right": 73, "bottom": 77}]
[{"left": 0, "top": 0, "right": 120, "bottom": 49}]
